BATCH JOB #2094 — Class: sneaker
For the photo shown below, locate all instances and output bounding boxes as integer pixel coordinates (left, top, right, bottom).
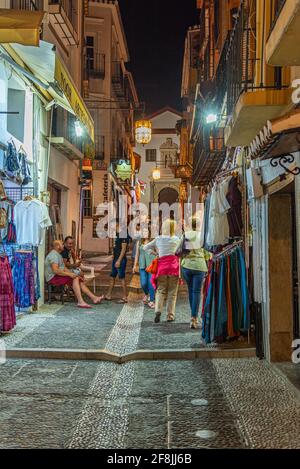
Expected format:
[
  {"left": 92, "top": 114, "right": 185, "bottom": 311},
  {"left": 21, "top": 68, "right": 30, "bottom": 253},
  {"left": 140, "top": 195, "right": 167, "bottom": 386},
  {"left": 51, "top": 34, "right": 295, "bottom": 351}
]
[
  {"left": 190, "top": 318, "right": 198, "bottom": 329},
  {"left": 148, "top": 301, "right": 155, "bottom": 309},
  {"left": 154, "top": 312, "right": 161, "bottom": 323}
]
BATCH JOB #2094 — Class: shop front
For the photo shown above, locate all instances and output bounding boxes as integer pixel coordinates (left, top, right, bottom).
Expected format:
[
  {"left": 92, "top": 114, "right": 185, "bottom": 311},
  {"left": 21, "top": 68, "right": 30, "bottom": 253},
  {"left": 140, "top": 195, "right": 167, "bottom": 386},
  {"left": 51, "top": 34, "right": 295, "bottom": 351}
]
[
  {"left": 0, "top": 26, "right": 94, "bottom": 334},
  {"left": 247, "top": 114, "right": 300, "bottom": 361}
]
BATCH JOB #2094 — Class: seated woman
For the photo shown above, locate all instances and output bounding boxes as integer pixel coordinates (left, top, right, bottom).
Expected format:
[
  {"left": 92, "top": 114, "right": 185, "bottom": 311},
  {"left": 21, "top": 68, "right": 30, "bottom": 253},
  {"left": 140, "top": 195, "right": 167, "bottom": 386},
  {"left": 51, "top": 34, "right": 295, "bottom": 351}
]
[{"left": 45, "top": 240, "right": 103, "bottom": 309}]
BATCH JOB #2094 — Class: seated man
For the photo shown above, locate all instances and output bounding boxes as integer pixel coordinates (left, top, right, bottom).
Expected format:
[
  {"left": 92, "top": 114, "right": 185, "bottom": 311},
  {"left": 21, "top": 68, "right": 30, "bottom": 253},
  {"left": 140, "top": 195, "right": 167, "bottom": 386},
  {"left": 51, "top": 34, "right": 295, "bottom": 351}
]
[
  {"left": 61, "top": 236, "right": 82, "bottom": 275},
  {"left": 45, "top": 240, "right": 103, "bottom": 309}
]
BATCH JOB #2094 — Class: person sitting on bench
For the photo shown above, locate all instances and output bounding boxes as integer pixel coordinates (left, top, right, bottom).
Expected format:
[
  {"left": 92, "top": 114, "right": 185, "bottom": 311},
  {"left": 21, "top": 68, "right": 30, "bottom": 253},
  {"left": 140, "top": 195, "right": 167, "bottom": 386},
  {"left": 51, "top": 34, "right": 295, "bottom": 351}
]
[{"left": 45, "top": 240, "right": 103, "bottom": 309}]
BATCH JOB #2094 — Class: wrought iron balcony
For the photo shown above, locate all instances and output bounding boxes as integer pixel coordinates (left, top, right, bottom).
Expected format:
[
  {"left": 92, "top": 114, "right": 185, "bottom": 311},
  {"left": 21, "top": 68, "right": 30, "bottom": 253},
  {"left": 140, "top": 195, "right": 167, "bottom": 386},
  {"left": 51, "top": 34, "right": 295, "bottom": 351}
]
[
  {"left": 112, "top": 61, "right": 126, "bottom": 97},
  {"left": 226, "top": 1, "right": 288, "bottom": 118},
  {"left": 49, "top": 107, "right": 84, "bottom": 160},
  {"left": 11, "top": 0, "right": 43, "bottom": 10},
  {"left": 85, "top": 53, "right": 105, "bottom": 80},
  {"left": 48, "top": 0, "right": 79, "bottom": 46}
]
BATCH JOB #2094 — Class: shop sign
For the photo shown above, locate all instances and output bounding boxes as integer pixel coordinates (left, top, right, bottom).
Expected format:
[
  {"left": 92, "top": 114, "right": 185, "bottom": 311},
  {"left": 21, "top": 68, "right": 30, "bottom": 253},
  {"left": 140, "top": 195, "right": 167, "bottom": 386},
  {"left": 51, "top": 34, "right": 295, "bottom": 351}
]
[
  {"left": 55, "top": 57, "right": 94, "bottom": 142},
  {"left": 115, "top": 160, "right": 132, "bottom": 181}
]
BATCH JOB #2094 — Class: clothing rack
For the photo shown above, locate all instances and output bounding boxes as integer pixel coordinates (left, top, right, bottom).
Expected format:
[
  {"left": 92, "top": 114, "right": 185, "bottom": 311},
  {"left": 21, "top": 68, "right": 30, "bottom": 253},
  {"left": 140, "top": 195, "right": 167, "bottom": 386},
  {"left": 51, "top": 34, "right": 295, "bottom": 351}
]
[{"left": 214, "top": 240, "right": 244, "bottom": 260}]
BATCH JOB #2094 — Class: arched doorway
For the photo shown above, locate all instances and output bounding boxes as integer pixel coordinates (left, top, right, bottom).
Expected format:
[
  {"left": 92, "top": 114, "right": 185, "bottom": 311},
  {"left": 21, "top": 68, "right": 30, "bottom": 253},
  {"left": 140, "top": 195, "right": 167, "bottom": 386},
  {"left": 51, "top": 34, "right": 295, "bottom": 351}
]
[{"left": 158, "top": 187, "right": 179, "bottom": 205}]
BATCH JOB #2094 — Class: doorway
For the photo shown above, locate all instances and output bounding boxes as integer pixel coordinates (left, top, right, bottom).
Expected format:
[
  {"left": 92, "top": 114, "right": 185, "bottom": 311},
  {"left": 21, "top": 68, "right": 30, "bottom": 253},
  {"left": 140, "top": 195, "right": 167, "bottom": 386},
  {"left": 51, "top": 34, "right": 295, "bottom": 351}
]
[{"left": 268, "top": 181, "right": 298, "bottom": 361}]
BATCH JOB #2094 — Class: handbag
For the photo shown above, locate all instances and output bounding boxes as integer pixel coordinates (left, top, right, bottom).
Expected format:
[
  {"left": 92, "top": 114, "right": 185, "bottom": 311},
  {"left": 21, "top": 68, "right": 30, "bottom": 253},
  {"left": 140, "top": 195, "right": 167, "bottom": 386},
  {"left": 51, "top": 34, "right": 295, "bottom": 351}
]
[{"left": 146, "top": 258, "right": 158, "bottom": 274}]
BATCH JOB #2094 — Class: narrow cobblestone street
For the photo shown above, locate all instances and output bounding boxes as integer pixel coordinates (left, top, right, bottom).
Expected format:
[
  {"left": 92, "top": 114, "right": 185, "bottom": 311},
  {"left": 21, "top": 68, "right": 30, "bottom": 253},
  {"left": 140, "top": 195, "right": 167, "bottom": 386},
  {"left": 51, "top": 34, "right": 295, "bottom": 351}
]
[{"left": 1, "top": 260, "right": 300, "bottom": 449}]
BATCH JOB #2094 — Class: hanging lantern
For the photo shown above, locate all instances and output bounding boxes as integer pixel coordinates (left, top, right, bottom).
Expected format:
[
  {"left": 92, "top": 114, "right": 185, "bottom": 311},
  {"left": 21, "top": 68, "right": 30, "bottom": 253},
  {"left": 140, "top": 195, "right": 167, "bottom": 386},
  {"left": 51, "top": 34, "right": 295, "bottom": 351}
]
[
  {"left": 152, "top": 168, "right": 161, "bottom": 180},
  {"left": 135, "top": 120, "right": 152, "bottom": 145}
]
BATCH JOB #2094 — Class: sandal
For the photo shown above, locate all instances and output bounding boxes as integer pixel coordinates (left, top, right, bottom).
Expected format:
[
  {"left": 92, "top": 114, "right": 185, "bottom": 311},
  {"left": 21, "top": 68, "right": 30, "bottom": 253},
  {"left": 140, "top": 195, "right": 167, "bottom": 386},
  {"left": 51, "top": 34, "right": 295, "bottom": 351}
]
[
  {"left": 167, "top": 315, "right": 175, "bottom": 322},
  {"left": 116, "top": 298, "right": 128, "bottom": 304}
]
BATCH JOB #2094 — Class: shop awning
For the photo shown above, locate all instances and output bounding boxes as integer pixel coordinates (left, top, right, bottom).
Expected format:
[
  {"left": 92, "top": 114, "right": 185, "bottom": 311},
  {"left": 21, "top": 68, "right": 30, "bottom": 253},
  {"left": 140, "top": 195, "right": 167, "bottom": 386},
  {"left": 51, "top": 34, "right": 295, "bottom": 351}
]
[
  {"left": 3, "top": 40, "right": 94, "bottom": 142},
  {"left": 0, "top": 9, "right": 45, "bottom": 47}
]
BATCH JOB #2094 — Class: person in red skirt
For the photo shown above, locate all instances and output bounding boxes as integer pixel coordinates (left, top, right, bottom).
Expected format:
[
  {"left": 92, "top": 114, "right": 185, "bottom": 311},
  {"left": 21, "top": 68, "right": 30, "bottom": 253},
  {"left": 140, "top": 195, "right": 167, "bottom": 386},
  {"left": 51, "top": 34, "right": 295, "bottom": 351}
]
[{"left": 45, "top": 240, "right": 103, "bottom": 309}]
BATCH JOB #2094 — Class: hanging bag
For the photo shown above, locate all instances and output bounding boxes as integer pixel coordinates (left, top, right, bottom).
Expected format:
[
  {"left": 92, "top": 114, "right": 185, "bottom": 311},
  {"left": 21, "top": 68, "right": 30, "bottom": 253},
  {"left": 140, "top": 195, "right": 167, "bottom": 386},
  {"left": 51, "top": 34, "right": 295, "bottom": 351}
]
[
  {"left": 0, "top": 206, "right": 7, "bottom": 229},
  {"left": 0, "top": 179, "right": 6, "bottom": 200},
  {"left": 146, "top": 257, "right": 158, "bottom": 275},
  {"left": 6, "top": 205, "right": 17, "bottom": 243}
]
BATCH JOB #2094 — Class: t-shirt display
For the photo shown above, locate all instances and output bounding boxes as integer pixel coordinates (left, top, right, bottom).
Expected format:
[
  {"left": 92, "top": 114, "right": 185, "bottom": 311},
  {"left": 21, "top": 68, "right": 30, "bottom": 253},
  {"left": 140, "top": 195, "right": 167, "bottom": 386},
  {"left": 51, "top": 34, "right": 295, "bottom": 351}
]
[{"left": 14, "top": 199, "right": 52, "bottom": 246}]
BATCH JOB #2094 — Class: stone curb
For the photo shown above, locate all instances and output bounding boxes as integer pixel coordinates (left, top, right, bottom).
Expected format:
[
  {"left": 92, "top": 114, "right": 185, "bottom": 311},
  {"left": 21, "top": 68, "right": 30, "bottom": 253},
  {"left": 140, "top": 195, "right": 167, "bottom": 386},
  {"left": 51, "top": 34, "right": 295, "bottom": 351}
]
[{"left": 6, "top": 347, "right": 256, "bottom": 362}]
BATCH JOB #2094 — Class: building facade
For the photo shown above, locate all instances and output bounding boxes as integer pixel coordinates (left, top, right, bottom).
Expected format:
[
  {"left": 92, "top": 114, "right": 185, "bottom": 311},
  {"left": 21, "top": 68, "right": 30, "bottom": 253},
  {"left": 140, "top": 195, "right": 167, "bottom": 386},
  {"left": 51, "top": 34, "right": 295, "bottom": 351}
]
[
  {"left": 181, "top": 0, "right": 300, "bottom": 361},
  {"left": 82, "top": 0, "right": 139, "bottom": 255},
  {"left": 0, "top": 0, "right": 94, "bottom": 302}
]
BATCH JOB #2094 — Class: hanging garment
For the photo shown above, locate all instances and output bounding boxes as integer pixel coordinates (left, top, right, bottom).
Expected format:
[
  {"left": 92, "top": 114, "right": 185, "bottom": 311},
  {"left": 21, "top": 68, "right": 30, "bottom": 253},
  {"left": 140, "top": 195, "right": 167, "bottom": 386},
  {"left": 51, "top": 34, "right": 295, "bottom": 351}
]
[
  {"left": 13, "top": 251, "right": 35, "bottom": 308},
  {"left": 206, "top": 179, "right": 230, "bottom": 247},
  {"left": 237, "top": 247, "right": 250, "bottom": 330},
  {"left": 4, "top": 141, "right": 22, "bottom": 182},
  {"left": 14, "top": 199, "right": 52, "bottom": 246},
  {"left": 226, "top": 176, "right": 243, "bottom": 238},
  {"left": 0, "top": 254, "right": 16, "bottom": 332},
  {"left": 215, "top": 257, "right": 228, "bottom": 338},
  {"left": 18, "top": 150, "right": 32, "bottom": 186}
]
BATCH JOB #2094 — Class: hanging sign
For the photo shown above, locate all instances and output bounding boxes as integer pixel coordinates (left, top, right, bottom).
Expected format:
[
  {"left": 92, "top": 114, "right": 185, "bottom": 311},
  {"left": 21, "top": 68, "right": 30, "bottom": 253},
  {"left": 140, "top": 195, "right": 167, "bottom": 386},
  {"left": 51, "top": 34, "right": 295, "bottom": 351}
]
[{"left": 115, "top": 160, "right": 132, "bottom": 181}]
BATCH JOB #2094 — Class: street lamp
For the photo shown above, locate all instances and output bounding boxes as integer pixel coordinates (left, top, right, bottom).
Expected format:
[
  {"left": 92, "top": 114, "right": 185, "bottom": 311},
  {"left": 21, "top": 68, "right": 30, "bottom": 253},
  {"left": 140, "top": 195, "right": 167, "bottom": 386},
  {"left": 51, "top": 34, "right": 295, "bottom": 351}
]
[
  {"left": 152, "top": 167, "right": 161, "bottom": 180},
  {"left": 135, "top": 120, "right": 152, "bottom": 144},
  {"left": 205, "top": 113, "right": 218, "bottom": 124}
]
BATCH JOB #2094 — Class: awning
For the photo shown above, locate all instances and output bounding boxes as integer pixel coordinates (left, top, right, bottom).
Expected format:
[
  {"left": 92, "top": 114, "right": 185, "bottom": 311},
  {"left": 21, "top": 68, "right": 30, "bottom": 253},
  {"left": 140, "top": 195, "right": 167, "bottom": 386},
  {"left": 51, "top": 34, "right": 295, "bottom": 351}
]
[
  {"left": 4, "top": 40, "right": 94, "bottom": 142},
  {"left": 249, "top": 110, "right": 300, "bottom": 160},
  {"left": 0, "top": 9, "right": 45, "bottom": 47}
]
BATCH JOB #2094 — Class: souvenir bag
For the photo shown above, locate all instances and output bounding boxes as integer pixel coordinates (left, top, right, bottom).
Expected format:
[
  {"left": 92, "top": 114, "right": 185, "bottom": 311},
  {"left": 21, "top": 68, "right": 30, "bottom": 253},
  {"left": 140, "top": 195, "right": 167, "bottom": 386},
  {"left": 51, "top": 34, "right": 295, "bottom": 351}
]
[
  {"left": 0, "top": 179, "right": 6, "bottom": 200},
  {"left": 0, "top": 206, "right": 7, "bottom": 229}
]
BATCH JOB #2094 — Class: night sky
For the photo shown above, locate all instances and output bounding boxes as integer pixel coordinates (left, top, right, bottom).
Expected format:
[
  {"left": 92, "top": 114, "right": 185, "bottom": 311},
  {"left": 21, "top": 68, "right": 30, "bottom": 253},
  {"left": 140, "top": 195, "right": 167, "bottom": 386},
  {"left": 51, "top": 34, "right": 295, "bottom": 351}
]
[{"left": 118, "top": 0, "right": 199, "bottom": 115}]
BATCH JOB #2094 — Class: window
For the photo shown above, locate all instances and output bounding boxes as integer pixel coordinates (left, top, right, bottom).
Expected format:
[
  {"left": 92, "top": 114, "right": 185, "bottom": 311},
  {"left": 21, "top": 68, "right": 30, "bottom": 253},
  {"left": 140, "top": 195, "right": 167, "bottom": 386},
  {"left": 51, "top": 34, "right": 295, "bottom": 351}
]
[
  {"left": 86, "top": 36, "right": 95, "bottom": 70},
  {"left": 7, "top": 86, "right": 25, "bottom": 142},
  {"left": 83, "top": 188, "right": 93, "bottom": 217},
  {"left": 145, "top": 149, "right": 157, "bottom": 162},
  {"left": 95, "top": 135, "right": 105, "bottom": 160}
]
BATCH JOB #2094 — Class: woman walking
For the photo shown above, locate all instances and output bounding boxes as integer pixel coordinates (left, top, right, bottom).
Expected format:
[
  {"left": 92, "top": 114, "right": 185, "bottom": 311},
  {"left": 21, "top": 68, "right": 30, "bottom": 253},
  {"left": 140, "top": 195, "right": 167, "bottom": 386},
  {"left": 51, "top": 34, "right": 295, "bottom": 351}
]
[
  {"left": 133, "top": 237, "right": 156, "bottom": 308},
  {"left": 181, "top": 216, "right": 212, "bottom": 329},
  {"left": 144, "top": 219, "right": 181, "bottom": 323}
]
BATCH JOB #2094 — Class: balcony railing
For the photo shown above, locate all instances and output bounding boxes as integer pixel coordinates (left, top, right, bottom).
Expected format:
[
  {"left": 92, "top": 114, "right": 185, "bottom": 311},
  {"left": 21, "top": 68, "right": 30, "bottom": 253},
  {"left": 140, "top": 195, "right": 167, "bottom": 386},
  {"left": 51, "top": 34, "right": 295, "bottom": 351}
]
[
  {"left": 85, "top": 53, "right": 105, "bottom": 80},
  {"left": 51, "top": 108, "right": 84, "bottom": 155},
  {"left": 226, "top": 1, "right": 288, "bottom": 117},
  {"left": 226, "top": 2, "right": 257, "bottom": 116},
  {"left": 48, "top": 0, "right": 78, "bottom": 45},
  {"left": 11, "top": 0, "right": 43, "bottom": 10}
]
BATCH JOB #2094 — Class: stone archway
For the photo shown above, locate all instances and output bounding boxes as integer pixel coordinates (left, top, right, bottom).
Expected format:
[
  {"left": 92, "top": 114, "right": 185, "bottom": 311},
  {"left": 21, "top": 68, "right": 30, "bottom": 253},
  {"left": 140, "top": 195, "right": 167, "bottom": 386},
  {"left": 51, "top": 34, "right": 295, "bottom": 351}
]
[{"left": 158, "top": 187, "right": 179, "bottom": 205}]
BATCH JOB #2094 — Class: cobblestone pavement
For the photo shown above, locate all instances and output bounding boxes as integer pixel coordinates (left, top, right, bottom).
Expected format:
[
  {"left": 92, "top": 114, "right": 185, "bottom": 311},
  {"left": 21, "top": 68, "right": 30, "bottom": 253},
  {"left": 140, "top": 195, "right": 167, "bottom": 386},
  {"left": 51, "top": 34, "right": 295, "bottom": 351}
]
[
  {"left": 1, "top": 260, "right": 299, "bottom": 448},
  {"left": 1, "top": 357, "right": 300, "bottom": 448}
]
